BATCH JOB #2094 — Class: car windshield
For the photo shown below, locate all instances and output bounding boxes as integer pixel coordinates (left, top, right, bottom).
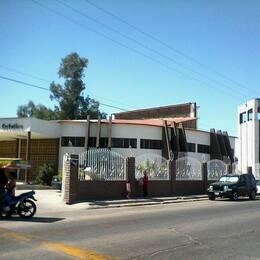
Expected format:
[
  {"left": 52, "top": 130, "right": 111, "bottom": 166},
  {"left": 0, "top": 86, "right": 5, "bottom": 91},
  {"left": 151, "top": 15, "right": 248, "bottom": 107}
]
[{"left": 219, "top": 176, "right": 239, "bottom": 183}]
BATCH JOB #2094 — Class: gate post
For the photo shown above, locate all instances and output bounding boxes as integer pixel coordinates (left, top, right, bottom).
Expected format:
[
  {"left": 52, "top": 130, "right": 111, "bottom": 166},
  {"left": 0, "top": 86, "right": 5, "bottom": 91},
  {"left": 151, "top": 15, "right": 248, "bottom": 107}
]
[
  {"left": 169, "top": 160, "right": 176, "bottom": 195},
  {"left": 201, "top": 162, "right": 208, "bottom": 194},
  {"left": 62, "top": 154, "right": 79, "bottom": 204},
  {"left": 226, "top": 164, "right": 232, "bottom": 174},
  {"left": 247, "top": 166, "right": 253, "bottom": 175},
  {"left": 126, "top": 157, "right": 136, "bottom": 197}
]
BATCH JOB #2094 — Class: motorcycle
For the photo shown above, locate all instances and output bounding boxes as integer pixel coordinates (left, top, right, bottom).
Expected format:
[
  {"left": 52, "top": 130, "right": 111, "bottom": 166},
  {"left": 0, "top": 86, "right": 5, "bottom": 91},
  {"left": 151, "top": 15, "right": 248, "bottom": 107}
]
[{"left": 3, "top": 190, "right": 37, "bottom": 219}]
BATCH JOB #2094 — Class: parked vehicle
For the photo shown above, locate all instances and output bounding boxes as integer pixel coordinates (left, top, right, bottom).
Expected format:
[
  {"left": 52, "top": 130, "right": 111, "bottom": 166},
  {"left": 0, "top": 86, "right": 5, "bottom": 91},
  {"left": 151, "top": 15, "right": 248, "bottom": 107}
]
[
  {"left": 51, "top": 175, "right": 62, "bottom": 190},
  {"left": 2, "top": 190, "right": 37, "bottom": 219},
  {"left": 207, "top": 174, "right": 257, "bottom": 201}
]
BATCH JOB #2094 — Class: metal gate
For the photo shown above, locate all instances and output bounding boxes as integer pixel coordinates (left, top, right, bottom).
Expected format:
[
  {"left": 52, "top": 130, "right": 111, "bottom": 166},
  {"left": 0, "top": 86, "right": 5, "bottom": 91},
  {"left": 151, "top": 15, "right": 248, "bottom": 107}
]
[
  {"left": 176, "top": 156, "right": 202, "bottom": 180},
  {"left": 78, "top": 149, "right": 126, "bottom": 181},
  {"left": 207, "top": 159, "right": 227, "bottom": 180},
  {"left": 135, "top": 154, "right": 169, "bottom": 180}
]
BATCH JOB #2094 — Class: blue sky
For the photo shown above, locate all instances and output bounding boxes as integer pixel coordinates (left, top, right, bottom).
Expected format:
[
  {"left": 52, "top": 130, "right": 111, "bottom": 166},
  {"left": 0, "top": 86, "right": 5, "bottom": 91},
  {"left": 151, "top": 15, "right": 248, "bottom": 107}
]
[{"left": 0, "top": 0, "right": 260, "bottom": 136}]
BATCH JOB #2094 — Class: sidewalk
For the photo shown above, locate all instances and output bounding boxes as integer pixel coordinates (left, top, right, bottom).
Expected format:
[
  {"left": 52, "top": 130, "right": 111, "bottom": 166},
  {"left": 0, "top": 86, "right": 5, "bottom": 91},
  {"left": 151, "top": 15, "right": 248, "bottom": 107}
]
[
  {"left": 16, "top": 183, "right": 208, "bottom": 210},
  {"left": 87, "top": 195, "right": 208, "bottom": 209}
]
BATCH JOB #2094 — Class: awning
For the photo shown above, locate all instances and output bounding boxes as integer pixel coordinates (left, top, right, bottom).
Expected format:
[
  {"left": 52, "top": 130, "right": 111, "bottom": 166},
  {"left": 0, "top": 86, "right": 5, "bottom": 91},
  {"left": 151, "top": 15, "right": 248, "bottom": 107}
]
[{"left": 0, "top": 158, "right": 31, "bottom": 170}]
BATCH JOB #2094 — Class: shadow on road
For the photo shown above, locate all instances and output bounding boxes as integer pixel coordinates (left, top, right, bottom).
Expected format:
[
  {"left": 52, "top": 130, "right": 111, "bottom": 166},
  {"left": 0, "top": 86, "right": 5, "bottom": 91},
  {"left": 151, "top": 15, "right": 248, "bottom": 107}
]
[
  {"left": 213, "top": 197, "right": 260, "bottom": 203},
  {"left": 3, "top": 216, "right": 65, "bottom": 223}
]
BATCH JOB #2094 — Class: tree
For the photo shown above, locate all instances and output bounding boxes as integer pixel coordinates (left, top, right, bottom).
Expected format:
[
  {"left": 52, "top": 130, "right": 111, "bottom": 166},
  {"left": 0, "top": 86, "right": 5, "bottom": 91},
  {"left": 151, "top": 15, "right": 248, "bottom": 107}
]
[
  {"left": 50, "top": 52, "right": 106, "bottom": 119},
  {"left": 17, "top": 101, "right": 59, "bottom": 120},
  {"left": 17, "top": 52, "right": 106, "bottom": 120}
]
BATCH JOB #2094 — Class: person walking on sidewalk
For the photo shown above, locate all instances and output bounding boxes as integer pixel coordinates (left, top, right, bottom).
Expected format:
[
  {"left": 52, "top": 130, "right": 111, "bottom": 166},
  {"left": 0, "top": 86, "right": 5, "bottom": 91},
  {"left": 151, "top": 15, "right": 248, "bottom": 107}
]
[
  {"left": 126, "top": 179, "right": 131, "bottom": 199},
  {"left": 142, "top": 171, "right": 149, "bottom": 197}
]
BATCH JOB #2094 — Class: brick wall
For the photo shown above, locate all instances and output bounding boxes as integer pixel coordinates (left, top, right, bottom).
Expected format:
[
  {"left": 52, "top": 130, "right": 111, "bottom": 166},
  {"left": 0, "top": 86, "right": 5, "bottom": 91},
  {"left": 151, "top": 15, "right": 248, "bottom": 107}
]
[
  {"left": 0, "top": 138, "right": 59, "bottom": 181},
  {"left": 114, "top": 103, "right": 193, "bottom": 120},
  {"left": 63, "top": 155, "right": 213, "bottom": 203}
]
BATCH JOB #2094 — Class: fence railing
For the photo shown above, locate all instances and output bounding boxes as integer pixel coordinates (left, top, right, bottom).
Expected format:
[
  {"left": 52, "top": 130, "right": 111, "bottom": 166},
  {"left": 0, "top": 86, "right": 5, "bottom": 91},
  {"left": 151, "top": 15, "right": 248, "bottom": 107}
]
[
  {"left": 207, "top": 159, "right": 227, "bottom": 180},
  {"left": 176, "top": 156, "right": 202, "bottom": 180},
  {"left": 135, "top": 154, "right": 169, "bottom": 180},
  {"left": 78, "top": 149, "right": 126, "bottom": 181}
]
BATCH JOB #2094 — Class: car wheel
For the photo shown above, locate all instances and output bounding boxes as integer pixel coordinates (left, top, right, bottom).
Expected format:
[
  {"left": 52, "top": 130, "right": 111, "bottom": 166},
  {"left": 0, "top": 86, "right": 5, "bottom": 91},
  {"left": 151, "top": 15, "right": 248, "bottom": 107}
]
[
  {"left": 208, "top": 195, "right": 216, "bottom": 201},
  {"left": 231, "top": 191, "right": 239, "bottom": 201},
  {"left": 249, "top": 190, "right": 256, "bottom": 200}
]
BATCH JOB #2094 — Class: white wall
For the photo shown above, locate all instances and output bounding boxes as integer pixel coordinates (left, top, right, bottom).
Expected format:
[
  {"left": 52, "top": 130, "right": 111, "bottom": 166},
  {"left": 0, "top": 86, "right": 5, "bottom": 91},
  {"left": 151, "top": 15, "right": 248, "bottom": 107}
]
[
  {"left": 57, "top": 122, "right": 236, "bottom": 169},
  {"left": 186, "top": 129, "right": 210, "bottom": 145},
  {"left": 238, "top": 99, "right": 260, "bottom": 174}
]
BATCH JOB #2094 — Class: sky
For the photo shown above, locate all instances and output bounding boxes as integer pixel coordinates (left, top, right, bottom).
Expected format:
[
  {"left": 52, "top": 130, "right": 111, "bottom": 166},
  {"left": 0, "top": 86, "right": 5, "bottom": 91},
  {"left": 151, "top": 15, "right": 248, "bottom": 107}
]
[{"left": 0, "top": 0, "right": 260, "bottom": 136}]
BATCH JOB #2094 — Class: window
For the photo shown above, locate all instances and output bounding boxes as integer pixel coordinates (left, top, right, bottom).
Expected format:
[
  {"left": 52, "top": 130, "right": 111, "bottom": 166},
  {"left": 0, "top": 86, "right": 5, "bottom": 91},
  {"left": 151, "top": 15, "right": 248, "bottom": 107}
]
[
  {"left": 219, "top": 176, "right": 239, "bottom": 183},
  {"left": 112, "top": 138, "right": 137, "bottom": 148},
  {"left": 187, "top": 142, "right": 196, "bottom": 152},
  {"left": 197, "top": 144, "right": 210, "bottom": 154},
  {"left": 100, "top": 138, "right": 108, "bottom": 148},
  {"left": 248, "top": 109, "right": 253, "bottom": 121},
  {"left": 61, "top": 136, "right": 85, "bottom": 147},
  {"left": 257, "top": 107, "right": 260, "bottom": 120},
  {"left": 88, "top": 137, "right": 97, "bottom": 147},
  {"left": 140, "top": 139, "right": 162, "bottom": 150},
  {"left": 239, "top": 112, "right": 247, "bottom": 124}
]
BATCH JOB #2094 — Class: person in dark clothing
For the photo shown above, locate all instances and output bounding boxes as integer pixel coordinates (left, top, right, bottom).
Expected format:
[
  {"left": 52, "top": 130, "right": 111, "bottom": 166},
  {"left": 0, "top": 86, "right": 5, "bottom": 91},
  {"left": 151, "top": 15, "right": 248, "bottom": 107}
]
[
  {"left": 143, "top": 171, "right": 149, "bottom": 197},
  {"left": 0, "top": 168, "right": 8, "bottom": 218}
]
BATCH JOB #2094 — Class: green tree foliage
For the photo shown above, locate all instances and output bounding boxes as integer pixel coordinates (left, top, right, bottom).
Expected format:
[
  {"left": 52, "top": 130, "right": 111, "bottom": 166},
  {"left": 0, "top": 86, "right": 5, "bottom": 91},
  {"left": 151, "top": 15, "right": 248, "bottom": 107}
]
[
  {"left": 17, "top": 101, "right": 59, "bottom": 120},
  {"left": 36, "top": 163, "right": 55, "bottom": 186},
  {"left": 17, "top": 52, "right": 106, "bottom": 120}
]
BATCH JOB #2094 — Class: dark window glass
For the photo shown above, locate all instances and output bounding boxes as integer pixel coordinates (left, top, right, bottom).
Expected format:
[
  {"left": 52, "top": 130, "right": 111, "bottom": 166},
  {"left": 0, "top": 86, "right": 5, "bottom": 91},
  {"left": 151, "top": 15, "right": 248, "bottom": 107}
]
[
  {"left": 128, "top": 138, "right": 137, "bottom": 148},
  {"left": 88, "top": 137, "right": 97, "bottom": 147},
  {"left": 187, "top": 143, "right": 196, "bottom": 152},
  {"left": 140, "top": 139, "right": 162, "bottom": 150},
  {"left": 61, "top": 136, "right": 85, "bottom": 147},
  {"left": 112, "top": 138, "right": 137, "bottom": 148},
  {"left": 240, "top": 112, "right": 247, "bottom": 124},
  {"left": 239, "top": 175, "right": 246, "bottom": 183},
  {"left": 248, "top": 109, "right": 253, "bottom": 121},
  {"left": 100, "top": 138, "right": 108, "bottom": 148},
  {"left": 197, "top": 144, "right": 210, "bottom": 154},
  {"left": 257, "top": 107, "right": 260, "bottom": 120}
]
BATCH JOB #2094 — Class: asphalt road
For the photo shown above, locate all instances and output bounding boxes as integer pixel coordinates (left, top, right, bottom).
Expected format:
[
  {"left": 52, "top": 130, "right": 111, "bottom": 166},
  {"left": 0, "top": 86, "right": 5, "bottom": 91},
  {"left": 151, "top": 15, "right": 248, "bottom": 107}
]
[{"left": 1, "top": 196, "right": 260, "bottom": 259}]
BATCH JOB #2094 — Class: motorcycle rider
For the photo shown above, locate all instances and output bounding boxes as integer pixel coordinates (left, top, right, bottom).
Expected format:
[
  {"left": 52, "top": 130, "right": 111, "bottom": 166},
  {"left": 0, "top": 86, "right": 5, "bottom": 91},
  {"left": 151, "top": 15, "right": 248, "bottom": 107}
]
[
  {"left": 0, "top": 168, "right": 8, "bottom": 219},
  {"left": 7, "top": 171, "right": 17, "bottom": 196}
]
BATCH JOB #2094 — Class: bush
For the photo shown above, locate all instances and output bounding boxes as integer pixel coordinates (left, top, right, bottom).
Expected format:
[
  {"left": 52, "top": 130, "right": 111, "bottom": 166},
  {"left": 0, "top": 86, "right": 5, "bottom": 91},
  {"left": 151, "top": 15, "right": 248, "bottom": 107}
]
[{"left": 36, "top": 163, "right": 55, "bottom": 186}]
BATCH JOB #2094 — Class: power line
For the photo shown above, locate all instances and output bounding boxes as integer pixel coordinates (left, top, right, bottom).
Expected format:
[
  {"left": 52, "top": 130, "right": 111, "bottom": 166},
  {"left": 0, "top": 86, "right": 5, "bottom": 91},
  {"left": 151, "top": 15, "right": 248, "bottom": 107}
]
[
  {"left": 56, "top": 0, "right": 249, "bottom": 98},
  {"left": 0, "top": 75, "right": 49, "bottom": 91},
  {"left": 0, "top": 64, "right": 134, "bottom": 109},
  {"left": 84, "top": 0, "right": 258, "bottom": 96},
  {"left": 0, "top": 75, "right": 128, "bottom": 111},
  {"left": 30, "top": 0, "right": 248, "bottom": 101},
  {"left": 0, "top": 65, "right": 51, "bottom": 83}
]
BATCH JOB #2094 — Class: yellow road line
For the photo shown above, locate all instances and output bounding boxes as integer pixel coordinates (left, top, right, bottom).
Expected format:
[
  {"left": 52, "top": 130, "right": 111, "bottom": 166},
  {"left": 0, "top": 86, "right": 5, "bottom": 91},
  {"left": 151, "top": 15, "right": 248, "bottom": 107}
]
[
  {"left": 0, "top": 227, "right": 32, "bottom": 241},
  {"left": 42, "top": 241, "right": 117, "bottom": 260},
  {"left": 0, "top": 227, "right": 118, "bottom": 260}
]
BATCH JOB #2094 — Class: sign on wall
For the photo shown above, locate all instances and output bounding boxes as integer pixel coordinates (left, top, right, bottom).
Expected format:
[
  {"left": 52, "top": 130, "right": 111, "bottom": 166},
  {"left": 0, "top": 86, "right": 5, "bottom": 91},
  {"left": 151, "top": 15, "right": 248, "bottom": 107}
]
[{"left": 1, "top": 123, "right": 24, "bottom": 130}]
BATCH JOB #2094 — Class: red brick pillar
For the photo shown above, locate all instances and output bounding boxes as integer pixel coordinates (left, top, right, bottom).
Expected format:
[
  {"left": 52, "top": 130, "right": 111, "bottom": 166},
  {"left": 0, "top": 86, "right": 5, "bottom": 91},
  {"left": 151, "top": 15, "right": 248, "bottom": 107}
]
[
  {"left": 62, "top": 154, "right": 79, "bottom": 204},
  {"left": 202, "top": 162, "right": 208, "bottom": 194},
  {"left": 169, "top": 160, "right": 176, "bottom": 195},
  {"left": 126, "top": 157, "right": 136, "bottom": 197}
]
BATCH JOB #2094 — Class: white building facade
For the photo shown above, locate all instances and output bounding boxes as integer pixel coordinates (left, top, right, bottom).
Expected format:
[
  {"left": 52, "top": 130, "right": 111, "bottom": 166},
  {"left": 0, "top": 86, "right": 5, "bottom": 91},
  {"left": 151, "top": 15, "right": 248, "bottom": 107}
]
[
  {"left": 0, "top": 117, "right": 236, "bottom": 181},
  {"left": 238, "top": 99, "right": 260, "bottom": 176}
]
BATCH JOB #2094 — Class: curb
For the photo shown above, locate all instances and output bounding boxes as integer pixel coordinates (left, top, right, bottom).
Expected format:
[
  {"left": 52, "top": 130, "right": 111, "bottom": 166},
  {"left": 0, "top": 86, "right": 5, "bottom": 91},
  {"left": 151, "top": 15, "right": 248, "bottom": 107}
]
[{"left": 89, "top": 197, "right": 208, "bottom": 210}]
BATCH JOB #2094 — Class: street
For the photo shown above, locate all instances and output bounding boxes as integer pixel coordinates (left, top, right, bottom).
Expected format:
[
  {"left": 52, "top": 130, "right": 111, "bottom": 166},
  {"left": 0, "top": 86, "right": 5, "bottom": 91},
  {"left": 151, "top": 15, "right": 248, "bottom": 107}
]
[{"left": 1, "top": 194, "right": 260, "bottom": 259}]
